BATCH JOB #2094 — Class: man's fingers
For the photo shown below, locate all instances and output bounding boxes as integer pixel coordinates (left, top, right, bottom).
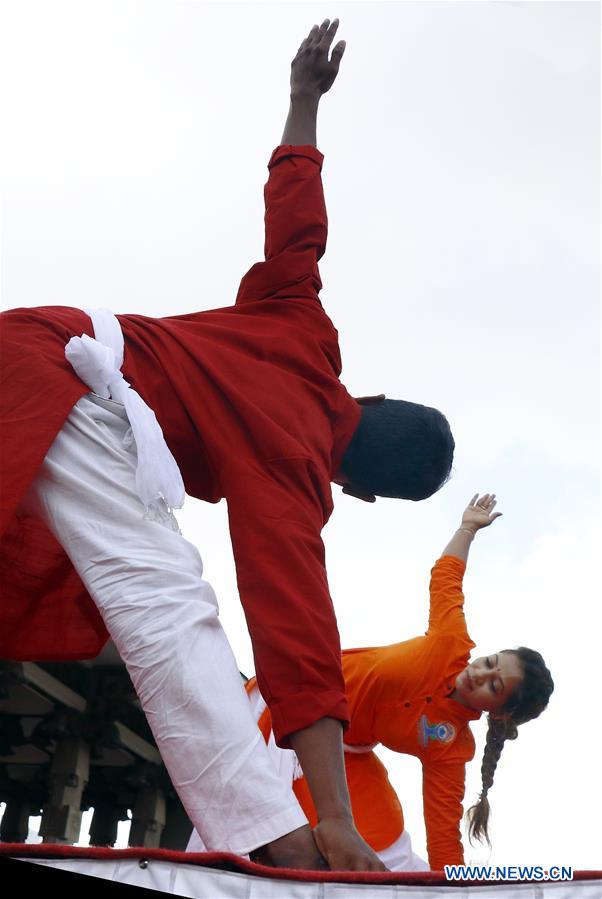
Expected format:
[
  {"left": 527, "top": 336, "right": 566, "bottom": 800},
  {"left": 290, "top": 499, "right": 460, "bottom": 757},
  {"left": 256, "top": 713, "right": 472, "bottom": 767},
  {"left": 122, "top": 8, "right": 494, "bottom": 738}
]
[
  {"left": 298, "top": 22, "right": 321, "bottom": 55},
  {"left": 298, "top": 24, "right": 317, "bottom": 53},
  {"left": 330, "top": 40, "right": 346, "bottom": 69},
  {"left": 320, "top": 18, "right": 339, "bottom": 50},
  {"left": 317, "top": 18, "right": 331, "bottom": 40},
  {"left": 307, "top": 19, "right": 330, "bottom": 47},
  {"left": 304, "top": 23, "right": 319, "bottom": 44},
  {"left": 294, "top": 19, "right": 345, "bottom": 91}
]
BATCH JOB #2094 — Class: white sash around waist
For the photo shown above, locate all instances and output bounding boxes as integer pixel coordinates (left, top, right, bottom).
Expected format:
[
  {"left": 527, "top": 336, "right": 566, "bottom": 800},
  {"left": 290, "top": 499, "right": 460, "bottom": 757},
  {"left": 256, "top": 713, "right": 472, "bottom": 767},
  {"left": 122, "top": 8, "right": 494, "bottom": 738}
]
[{"left": 65, "top": 308, "right": 185, "bottom": 530}]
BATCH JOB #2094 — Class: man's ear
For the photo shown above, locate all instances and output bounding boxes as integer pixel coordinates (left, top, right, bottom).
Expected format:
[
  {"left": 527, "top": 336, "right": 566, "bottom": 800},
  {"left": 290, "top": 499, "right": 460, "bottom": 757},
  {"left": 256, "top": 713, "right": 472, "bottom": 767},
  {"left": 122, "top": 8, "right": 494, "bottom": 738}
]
[
  {"left": 355, "top": 394, "right": 386, "bottom": 406},
  {"left": 342, "top": 484, "right": 376, "bottom": 503}
]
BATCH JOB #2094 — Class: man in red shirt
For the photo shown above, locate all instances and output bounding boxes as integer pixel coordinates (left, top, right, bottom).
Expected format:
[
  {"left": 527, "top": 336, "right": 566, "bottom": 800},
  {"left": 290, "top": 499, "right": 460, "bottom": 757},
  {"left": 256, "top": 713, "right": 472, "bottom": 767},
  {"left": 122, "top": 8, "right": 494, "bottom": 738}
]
[{"left": 0, "top": 20, "right": 454, "bottom": 869}]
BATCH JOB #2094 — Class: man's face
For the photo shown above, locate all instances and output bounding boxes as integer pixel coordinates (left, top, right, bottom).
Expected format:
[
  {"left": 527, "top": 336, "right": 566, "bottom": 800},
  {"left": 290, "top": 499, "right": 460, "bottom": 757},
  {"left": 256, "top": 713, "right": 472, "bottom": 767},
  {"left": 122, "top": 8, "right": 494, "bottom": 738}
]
[{"left": 454, "top": 651, "right": 523, "bottom": 713}]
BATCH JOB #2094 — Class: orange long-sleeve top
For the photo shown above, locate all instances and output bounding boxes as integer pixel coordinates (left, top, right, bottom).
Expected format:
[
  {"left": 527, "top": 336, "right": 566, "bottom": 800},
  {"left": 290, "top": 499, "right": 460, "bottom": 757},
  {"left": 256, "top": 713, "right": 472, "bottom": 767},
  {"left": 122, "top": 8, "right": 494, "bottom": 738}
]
[{"left": 250, "top": 554, "right": 480, "bottom": 870}]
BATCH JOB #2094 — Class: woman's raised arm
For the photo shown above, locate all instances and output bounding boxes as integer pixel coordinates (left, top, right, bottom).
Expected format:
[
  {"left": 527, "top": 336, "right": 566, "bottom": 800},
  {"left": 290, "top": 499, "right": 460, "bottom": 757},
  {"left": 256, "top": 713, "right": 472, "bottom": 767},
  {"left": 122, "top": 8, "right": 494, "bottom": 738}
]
[{"left": 441, "top": 493, "right": 502, "bottom": 564}]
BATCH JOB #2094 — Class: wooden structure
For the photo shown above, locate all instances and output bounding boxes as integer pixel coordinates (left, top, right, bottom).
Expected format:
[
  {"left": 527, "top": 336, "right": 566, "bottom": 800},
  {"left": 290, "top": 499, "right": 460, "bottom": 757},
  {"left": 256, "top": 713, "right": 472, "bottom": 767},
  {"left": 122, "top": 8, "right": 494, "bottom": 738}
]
[{"left": 0, "top": 643, "right": 192, "bottom": 849}]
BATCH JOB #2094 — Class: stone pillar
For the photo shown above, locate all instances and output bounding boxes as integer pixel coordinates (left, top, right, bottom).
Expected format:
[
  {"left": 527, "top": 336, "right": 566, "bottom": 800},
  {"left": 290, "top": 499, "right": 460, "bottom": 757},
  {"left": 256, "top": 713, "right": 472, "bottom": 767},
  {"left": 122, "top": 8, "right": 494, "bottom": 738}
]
[
  {"left": 40, "top": 738, "right": 90, "bottom": 844},
  {"left": 88, "top": 802, "right": 122, "bottom": 847},
  {"left": 129, "top": 785, "right": 166, "bottom": 848},
  {"left": 0, "top": 798, "right": 33, "bottom": 842},
  {"left": 160, "top": 796, "right": 193, "bottom": 850}
]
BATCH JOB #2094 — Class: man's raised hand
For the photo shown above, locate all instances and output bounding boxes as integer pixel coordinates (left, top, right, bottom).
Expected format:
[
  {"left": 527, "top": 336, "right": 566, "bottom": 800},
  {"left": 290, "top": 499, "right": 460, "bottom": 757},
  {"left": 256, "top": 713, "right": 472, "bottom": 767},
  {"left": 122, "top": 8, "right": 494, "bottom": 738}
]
[
  {"left": 280, "top": 19, "right": 345, "bottom": 145},
  {"left": 291, "top": 19, "right": 346, "bottom": 98}
]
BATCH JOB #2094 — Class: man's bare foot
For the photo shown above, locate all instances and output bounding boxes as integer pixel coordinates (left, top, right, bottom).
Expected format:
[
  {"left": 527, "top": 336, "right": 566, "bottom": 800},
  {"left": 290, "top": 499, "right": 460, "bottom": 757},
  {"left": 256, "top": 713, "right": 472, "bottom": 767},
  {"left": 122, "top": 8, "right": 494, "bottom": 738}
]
[{"left": 250, "top": 824, "right": 328, "bottom": 870}]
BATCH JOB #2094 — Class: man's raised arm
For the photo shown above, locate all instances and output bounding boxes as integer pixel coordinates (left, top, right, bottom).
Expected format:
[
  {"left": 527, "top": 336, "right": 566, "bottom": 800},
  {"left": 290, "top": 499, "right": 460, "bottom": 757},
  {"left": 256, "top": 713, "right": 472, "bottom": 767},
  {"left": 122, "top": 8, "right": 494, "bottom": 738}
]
[
  {"left": 281, "top": 19, "right": 345, "bottom": 147},
  {"left": 273, "top": 21, "right": 385, "bottom": 873},
  {"left": 235, "top": 20, "right": 345, "bottom": 308}
]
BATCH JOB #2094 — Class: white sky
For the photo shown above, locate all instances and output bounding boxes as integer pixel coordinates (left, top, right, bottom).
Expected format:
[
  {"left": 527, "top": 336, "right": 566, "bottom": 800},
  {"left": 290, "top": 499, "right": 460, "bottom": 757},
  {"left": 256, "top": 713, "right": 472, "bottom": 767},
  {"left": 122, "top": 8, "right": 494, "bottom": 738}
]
[{"left": 2, "top": 0, "right": 600, "bottom": 871}]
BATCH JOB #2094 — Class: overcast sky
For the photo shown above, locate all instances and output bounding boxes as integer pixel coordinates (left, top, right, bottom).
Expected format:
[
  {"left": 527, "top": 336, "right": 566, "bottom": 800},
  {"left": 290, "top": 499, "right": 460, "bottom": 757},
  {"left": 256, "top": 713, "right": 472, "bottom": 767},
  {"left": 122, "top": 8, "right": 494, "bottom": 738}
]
[{"left": 2, "top": 0, "right": 600, "bottom": 870}]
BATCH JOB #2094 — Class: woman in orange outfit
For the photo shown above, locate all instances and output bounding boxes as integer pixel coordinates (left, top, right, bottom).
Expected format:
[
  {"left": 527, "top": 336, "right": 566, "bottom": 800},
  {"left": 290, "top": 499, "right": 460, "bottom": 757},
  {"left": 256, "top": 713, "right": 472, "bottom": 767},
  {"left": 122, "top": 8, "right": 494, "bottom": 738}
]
[{"left": 188, "top": 493, "right": 554, "bottom": 870}]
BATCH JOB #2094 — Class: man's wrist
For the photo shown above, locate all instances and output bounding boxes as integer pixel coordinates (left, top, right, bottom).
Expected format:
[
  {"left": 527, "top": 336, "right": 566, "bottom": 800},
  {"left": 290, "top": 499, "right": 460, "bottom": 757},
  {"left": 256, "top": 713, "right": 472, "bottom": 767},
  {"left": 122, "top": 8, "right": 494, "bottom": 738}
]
[
  {"left": 458, "top": 526, "right": 477, "bottom": 538},
  {"left": 290, "top": 89, "right": 321, "bottom": 106},
  {"left": 316, "top": 805, "right": 354, "bottom": 824}
]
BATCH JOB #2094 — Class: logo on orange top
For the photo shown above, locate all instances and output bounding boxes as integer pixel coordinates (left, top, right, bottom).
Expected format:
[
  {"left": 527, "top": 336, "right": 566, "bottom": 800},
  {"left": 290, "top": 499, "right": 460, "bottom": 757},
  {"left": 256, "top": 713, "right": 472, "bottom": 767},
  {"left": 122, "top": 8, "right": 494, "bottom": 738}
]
[{"left": 418, "top": 715, "right": 457, "bottom": 747}]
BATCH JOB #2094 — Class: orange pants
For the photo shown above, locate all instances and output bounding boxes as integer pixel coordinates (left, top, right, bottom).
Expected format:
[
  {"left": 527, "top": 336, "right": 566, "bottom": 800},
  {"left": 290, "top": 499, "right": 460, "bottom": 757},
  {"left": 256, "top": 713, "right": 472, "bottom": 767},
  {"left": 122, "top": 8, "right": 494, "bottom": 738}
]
[{"left": 188, "top": 683, "right": 429, "bottom": 871}]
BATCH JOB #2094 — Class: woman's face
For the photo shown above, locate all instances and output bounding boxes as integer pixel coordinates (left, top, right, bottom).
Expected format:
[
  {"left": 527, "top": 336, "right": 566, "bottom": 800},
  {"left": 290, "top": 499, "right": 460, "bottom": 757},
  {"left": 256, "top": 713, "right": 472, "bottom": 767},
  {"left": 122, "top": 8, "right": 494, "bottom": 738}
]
[{"left": 453, "top": 651, "right": 523, "bottom": 713}]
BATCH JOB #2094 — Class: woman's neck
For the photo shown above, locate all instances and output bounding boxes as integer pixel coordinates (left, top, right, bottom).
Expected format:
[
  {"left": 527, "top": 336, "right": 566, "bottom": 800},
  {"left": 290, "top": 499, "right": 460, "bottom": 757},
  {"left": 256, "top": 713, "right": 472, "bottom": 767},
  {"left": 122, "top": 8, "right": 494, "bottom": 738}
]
[{"left": 448, "top": 687, "right": 471, "bottom": 708}]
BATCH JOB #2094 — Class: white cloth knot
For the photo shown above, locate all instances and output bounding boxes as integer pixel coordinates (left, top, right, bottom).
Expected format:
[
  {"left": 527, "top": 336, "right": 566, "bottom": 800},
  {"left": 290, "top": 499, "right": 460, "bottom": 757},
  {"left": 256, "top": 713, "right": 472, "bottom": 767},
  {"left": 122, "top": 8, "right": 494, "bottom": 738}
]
[
  {"left": 65, "top": 308, "right": 185, "bottom": 528},
  {"left": 65, "top": 333, "right": 120, "bottom": 400}
]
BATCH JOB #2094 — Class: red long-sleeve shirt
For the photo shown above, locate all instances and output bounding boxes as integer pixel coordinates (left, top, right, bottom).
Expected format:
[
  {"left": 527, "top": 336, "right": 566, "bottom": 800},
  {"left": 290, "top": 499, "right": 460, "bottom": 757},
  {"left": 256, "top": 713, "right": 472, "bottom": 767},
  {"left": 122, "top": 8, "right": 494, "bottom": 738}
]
[{"left": 0, "top": 145, "right": 361, "bottom": 744}]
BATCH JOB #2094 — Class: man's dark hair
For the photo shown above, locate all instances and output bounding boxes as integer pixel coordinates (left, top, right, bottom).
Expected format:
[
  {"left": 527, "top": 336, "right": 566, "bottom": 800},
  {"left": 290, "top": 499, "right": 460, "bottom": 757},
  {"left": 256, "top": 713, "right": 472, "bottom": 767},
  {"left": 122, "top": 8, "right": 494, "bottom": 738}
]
[{"left": 340, "top": 399, "right": 454, "bottom": 500}]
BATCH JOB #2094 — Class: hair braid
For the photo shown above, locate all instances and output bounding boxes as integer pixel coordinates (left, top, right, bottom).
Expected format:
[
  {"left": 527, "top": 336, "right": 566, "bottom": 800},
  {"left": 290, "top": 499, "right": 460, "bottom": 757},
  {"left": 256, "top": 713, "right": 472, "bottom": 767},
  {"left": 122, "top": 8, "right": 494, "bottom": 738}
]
[
  {"left": 467, "top": 716, "right": 516, "bottom": 845},
  {"left": 466, "top": 647, "right": 553, "bottom": 846}
]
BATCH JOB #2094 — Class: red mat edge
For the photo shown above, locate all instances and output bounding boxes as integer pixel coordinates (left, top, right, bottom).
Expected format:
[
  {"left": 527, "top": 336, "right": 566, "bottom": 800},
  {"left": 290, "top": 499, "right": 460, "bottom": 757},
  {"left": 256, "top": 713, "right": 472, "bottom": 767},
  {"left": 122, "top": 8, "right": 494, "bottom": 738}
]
[{"left": 0, "top": 843, "right": 600, "bottom": 887}]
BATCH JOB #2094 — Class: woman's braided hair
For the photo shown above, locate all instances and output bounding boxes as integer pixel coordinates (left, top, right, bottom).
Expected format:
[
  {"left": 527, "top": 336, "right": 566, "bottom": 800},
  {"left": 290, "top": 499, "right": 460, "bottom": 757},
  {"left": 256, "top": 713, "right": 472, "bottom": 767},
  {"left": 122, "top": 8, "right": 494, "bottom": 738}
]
[{"left": 466, "top": 647, "right": 554, "bottom": 845}]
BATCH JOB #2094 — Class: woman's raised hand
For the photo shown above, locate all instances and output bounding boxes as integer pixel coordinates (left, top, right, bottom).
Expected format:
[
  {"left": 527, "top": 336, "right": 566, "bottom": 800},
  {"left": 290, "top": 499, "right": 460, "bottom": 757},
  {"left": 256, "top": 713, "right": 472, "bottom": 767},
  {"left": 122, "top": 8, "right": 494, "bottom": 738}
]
[{"left": 461, "top": 494, "right": 503, "bottom": 533}]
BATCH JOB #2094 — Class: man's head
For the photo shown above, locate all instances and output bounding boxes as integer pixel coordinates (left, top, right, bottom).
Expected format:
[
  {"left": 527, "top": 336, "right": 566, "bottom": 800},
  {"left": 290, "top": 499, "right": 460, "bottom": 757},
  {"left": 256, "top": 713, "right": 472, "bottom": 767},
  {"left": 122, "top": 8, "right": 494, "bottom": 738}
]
[{"left": 338, "top": 398, "right": 454, "bottom": 501}]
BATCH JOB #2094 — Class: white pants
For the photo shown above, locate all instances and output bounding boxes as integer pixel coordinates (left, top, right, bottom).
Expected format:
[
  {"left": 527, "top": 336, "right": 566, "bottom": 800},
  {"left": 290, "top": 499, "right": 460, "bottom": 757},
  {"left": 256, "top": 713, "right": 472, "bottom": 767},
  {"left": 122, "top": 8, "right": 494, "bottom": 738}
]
[
  {"left": 23, "top": 394, "right": 306, "bottom": 854},
  {"left": 187, "top": 688, "right": 430, "bottom": 872}
]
